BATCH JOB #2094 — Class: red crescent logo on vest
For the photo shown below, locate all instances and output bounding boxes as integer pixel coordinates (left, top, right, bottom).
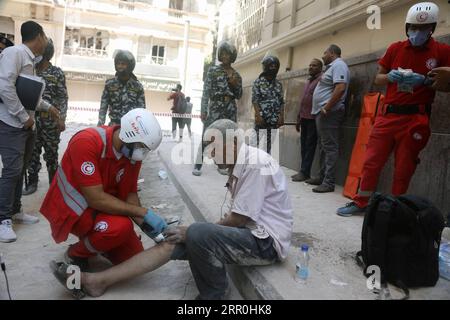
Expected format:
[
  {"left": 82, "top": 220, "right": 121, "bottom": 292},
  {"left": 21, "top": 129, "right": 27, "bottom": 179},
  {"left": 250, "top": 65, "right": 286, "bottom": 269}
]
[
  {"left": 94, "top": 221, "right": 108, "bottom": 232},
  {"left": 416, "top": 12, "right": 428, "bottom": 23},
  {"left": 81, "top": 161, "right": 95, "bottom": 175},
  {"left": 116, "top": 168, "right": 125, "bottom": 183}
]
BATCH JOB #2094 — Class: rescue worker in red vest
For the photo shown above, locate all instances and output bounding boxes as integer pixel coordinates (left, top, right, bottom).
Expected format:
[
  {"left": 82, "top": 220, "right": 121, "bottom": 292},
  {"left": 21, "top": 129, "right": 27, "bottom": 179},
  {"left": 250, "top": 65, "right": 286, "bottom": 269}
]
[
  {"left": 337, "top": 2, "right": 450, "bottom": 217},
  {"left": 40, "top": 109, "right": 167, "bottom": 270}
]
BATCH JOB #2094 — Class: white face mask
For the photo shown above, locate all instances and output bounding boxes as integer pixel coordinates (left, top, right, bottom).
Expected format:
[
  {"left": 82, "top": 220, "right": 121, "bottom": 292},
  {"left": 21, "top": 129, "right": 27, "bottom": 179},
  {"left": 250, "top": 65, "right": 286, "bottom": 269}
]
[{"left": 131, "top": 147, "right": 150, "bottom": 162}]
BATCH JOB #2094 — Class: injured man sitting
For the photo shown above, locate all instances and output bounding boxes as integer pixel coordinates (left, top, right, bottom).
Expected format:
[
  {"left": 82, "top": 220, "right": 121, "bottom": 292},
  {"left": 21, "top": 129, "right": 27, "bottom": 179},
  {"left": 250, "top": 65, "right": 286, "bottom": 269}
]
[{"left": 51, "top": 119, "right": 293, "bottom": 300}]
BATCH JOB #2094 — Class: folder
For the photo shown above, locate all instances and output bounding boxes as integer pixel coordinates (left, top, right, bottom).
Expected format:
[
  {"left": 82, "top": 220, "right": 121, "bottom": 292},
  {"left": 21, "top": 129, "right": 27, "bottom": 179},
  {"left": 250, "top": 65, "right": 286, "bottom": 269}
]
[{"left": 0, "top": 73, "right": 45, "bottom": 111}]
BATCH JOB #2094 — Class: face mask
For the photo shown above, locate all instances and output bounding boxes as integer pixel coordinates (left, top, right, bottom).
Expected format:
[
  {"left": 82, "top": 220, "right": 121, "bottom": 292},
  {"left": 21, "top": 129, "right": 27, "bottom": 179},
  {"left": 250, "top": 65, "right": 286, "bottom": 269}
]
[
  {"left": 121, "top": 145, "right": 132, "bottom": 158},
  {"left": 130, "top": 148, "right": 150, "bottom": 162},
  {"left": 407, "top": 29, "right": 431, "bottom": 47},
  {"left": 121, "top": 144, "right": 149, "bottom": 162}
]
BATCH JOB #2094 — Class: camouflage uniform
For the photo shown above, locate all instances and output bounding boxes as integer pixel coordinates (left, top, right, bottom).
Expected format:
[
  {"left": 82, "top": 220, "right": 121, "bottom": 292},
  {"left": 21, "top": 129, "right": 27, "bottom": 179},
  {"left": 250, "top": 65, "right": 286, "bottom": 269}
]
[
  {"left": 252, "top": 75, "right": 284, "bottom": 154},
  {"left": 201, "top": 64, "right": 242, "bottom": 128},
  {"left": 194, "top": 64, "right": 242, "bottom": 166},
  {"left": 98, "top": 76, "right": 145, "bottom": 126},
  {"left": 27, "top": 63, "right": 68, "bottom": 184}
]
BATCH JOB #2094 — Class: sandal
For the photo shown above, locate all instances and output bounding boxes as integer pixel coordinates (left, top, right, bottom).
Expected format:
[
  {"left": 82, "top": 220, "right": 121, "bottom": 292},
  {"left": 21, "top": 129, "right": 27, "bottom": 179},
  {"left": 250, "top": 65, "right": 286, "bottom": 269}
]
[{"left": 49, "top": 260, "right": 86, "bottom": 300}]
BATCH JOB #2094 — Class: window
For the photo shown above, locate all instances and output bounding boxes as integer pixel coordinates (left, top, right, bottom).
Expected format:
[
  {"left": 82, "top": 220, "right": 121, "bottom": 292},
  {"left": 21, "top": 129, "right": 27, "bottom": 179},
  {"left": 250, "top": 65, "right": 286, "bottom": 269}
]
[
  {"left": 119, "top": 0, "right": 135, "bottom": 11},
  {"left": 64, "top": 27, "right": 109, "bottom": 57},
  {"left": 169, "top": 0, "right": 183, "bottom": 17},
  {"left": 0, "top": 32, "right": 14, "bottom": 44},
  {"left": 169, "top": 0, "right": 183, "bottom": 10},
  {"left": 235, "top": 0, "right": 267, "bottom": 54},
  {"left": 152, "top": 45, "right": 165, "bottom": 65},
  {"left": 137, "top": 37, "right": 167, "bottom": 65}
]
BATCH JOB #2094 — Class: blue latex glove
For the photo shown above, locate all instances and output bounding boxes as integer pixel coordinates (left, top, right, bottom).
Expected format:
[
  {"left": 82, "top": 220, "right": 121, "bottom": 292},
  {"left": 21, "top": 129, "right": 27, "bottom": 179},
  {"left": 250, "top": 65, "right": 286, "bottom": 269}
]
[
  {"left": 402, "top": 72, "right": 425, "bottom": 86},
  {"left": 142, "top": 209, "right": 167, "bottom": 238},
  {"left": 387, "top": 70, "right": 403, "bottom": 83}
]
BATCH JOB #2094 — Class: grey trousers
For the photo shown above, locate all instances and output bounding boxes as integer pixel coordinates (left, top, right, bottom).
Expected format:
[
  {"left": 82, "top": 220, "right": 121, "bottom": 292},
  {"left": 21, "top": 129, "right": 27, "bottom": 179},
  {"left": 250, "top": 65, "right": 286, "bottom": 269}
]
[
  {"left": 0, "top": 120, "right": 36, "bottom": 221},
  {"left": 315, "top": 110, "right": 344, "bottom": 188},
  {"left": 171, "top": 222, "right": 278, "bottom": 300}
]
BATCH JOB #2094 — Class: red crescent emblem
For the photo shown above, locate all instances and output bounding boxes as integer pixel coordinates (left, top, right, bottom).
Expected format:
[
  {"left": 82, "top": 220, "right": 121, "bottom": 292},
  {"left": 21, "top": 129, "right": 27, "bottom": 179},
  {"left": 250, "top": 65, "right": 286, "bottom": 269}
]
[{"left": 416, "top": 12, "right": 428, "bottom": 23}]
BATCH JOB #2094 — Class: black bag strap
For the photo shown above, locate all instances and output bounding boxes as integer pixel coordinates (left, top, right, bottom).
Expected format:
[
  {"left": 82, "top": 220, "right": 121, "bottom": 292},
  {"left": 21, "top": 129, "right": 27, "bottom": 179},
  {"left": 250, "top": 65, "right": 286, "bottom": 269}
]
[
  {"left": 356, "top": 251, "right": 365, "bottom": 268},
  {"left": 370, "top": 196, "right": 395, "bottom": 284},
  {"left": 395, "top": 280, "right": 410, "bottom": 300}
]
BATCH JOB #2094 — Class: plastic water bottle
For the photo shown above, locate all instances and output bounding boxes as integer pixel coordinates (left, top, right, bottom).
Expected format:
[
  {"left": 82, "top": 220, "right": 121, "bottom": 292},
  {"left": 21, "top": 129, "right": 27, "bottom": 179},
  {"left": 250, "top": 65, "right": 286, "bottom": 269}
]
[
  {"left": 439, "top": 241, "right": 450, "bottom": 281},
  {"left": 158, "top": 170, "right": 168, "bottom": 180},
  {"left": 295, "top": 244, "right": 310, "bottom": 284}
]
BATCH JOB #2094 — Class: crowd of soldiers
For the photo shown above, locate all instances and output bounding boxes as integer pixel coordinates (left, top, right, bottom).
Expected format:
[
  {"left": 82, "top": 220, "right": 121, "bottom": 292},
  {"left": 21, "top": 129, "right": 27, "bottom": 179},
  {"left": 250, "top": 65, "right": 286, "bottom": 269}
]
[{"left": 20, "top": 45, "right": 146, "bottom": 196}]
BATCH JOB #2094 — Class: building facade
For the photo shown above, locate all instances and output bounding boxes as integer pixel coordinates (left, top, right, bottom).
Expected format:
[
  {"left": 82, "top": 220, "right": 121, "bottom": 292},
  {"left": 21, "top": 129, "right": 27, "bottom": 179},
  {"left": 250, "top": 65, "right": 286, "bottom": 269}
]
[
  {"left": 0, "top": 0, "right": 215, "bottom": 125},
  {"left": 218, "top": 0, "right": 450, "bottom": 213}
]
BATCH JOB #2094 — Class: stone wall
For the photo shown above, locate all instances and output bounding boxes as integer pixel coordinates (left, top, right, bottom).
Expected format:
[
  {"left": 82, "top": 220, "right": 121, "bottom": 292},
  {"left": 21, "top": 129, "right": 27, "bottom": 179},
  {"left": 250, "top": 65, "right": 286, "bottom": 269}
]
[{"left": 237, "top": 35, "right": 450, "bottom": 214}]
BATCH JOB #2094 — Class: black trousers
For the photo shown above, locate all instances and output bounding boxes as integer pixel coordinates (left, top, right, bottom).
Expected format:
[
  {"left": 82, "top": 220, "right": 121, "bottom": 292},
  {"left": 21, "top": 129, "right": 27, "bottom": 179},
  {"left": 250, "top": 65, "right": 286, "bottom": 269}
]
[{"left": 300, "top": 118, "right": 318, "bottom": 178}]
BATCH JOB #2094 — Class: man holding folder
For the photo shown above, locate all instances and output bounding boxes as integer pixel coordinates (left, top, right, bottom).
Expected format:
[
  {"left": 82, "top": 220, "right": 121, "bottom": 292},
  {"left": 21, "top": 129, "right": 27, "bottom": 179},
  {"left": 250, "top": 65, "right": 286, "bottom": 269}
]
[{"left": 0, "top": 21, "right": 60, "bottom": 242}]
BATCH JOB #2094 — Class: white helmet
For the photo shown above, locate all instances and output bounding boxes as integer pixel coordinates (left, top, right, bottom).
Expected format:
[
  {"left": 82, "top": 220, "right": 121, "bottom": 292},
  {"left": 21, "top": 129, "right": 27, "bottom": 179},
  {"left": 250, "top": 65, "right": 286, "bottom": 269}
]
[
  {"left": 406, "top": 2, "right": 439, "bottom": 25},
  {"left": 119, "top": 108, "right": 162, "bottom": 151}
]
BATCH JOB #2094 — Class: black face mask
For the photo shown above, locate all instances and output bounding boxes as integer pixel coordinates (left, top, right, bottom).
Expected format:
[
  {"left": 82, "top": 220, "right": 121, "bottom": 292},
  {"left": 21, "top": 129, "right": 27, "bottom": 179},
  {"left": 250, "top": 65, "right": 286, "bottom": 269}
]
[
  {"left": 265, "top": 69, "right": 278, "bottom": 77},
  {"left": 262, "top": 63, "right": 279, "bottom": 78},
  {"left": 116, "top": 69, "right": 130, "bottom": 78}
]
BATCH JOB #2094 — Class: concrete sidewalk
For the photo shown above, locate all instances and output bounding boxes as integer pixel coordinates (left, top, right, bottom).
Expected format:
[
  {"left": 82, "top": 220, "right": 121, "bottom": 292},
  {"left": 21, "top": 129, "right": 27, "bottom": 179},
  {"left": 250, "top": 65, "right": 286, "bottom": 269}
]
[
  {"left": 0, "top": 123, "right": 242, "bottom": 300},
  {"left": 158, "top": 137, "right": 450, "bottom": 300}
]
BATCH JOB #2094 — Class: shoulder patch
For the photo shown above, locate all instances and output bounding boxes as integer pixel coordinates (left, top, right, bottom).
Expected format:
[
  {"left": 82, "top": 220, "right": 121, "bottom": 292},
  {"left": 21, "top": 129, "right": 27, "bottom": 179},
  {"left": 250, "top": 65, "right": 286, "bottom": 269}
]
[{"left": 81, "top": 161, "right": 95, "bottom": 176}]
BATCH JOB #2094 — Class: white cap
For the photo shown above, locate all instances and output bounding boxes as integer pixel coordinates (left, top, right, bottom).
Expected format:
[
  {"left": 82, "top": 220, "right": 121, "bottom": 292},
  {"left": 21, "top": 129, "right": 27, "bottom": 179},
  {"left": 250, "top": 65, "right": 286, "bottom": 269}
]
[
  {"left": 405, "top": 2, "right": 439, "bottom": 25},
  {"left": 119, "top": 108, "right": 162, "bottom": 151}
]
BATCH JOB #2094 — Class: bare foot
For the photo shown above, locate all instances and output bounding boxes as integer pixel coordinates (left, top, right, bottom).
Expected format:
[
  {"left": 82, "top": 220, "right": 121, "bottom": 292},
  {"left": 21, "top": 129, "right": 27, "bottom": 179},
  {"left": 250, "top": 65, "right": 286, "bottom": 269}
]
[{"left": 81, "top": 272, "right": 107, "bottom": 297}]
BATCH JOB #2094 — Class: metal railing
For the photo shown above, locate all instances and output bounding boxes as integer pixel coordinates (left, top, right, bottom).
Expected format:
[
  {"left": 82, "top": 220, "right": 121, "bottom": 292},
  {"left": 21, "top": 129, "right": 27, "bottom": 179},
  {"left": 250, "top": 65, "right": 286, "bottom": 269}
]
[
  {"left": 137, "top": 54, "right": 166, "bottom": 65},
  {"left": 63, "top": 46, "right": 108, "bottom": 58},
  {"left": 64, "top": 0, "right": 207, "bottom": 26},
  {"left": 234, "top": 0, "right": 267, "bottom": 54}
]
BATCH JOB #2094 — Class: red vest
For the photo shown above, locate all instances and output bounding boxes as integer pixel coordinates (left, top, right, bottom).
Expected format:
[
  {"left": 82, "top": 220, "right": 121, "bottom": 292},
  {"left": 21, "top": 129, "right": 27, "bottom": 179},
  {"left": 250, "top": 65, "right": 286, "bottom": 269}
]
[{"left": 40, "top": 126, "right": 141, "bottom": 243}]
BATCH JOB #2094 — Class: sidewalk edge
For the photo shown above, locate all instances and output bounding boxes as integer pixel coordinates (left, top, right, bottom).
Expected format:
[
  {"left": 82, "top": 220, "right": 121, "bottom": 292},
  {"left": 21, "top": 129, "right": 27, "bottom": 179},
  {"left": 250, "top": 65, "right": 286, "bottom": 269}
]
[{"left": 158, "top": 150, "right": 284, "bottom": 300}]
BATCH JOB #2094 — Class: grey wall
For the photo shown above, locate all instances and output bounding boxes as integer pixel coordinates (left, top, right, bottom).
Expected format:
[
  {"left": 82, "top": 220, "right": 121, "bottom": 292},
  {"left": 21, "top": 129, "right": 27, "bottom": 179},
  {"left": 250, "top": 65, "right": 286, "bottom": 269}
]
[{"left": 237, "top": 35, "right": 450, "bottom": 214}]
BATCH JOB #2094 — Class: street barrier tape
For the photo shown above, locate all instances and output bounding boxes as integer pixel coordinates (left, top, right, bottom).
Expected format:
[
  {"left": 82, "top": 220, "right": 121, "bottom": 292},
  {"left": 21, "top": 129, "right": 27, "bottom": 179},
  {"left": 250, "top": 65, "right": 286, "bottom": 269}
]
[{"left": 68, "top": 106, "right": 200, "bottom": 118}]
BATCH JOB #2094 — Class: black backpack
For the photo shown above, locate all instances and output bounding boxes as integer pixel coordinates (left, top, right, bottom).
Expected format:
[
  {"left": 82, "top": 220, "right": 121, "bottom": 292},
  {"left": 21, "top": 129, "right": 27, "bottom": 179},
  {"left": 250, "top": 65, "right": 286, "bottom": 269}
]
[
  {"left": 357, "top": 193, "right": 445, "bottom": 298},
  {"left": 175, "top": 93, "right": 187, "bottom": 114}
]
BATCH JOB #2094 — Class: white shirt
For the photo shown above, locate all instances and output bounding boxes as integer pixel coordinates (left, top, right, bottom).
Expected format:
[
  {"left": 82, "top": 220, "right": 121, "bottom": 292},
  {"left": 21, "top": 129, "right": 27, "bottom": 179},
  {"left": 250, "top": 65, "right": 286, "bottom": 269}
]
[
  {"left": 0, "top": 44, "right": 51, "bottom": 128},
  {"left": 230, "top": 144, "right": 293, "bottom": 260}
]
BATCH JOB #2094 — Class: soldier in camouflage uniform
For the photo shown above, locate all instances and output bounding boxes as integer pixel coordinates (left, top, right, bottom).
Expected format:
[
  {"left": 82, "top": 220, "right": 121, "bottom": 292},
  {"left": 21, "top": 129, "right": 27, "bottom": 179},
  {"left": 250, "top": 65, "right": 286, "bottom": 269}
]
[
  {"left": 252, "top": 55, "right": 284, "bottom": 154},
  {"left": 192, "top": 41, "right": 242, "bottom": 176},
  {"left": 98, "top": 50, "right": 145, "bottom": 126},
  {"left": 23, "top": 39, "right": 68, "bottom": 195}
]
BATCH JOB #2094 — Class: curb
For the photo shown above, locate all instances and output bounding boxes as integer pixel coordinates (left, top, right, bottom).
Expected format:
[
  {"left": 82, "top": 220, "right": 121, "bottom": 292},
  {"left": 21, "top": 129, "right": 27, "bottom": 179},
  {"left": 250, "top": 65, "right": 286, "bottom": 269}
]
[{"left": 158, "top": 149, "right": 284, "bottom": 300}]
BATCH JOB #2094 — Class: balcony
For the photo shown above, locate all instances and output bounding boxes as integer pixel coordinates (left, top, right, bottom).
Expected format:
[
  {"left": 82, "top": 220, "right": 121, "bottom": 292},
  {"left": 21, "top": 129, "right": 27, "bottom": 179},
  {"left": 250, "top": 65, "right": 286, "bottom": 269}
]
[
  {"left": 63, "top": 0, "right": 208, "bottom": 28},
  {"left": 61, "top": 53, "right": 180, "bottom": 80},
  {"left": 63, "top": 46, "right": 108, "bottom": 58},
  {"left": 137, "top": 54, "right": 165, "bottom": 65}
]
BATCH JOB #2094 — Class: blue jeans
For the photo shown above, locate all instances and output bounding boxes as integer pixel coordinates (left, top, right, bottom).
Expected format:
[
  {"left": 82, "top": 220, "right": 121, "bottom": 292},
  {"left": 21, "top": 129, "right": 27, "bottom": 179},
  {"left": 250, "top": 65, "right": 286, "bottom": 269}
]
[
  {"left": 0, "top": 120, "right": 35, "bottom": 221},
  {"left": 171, "top": 222, "right": 278, "bottom": 300}
]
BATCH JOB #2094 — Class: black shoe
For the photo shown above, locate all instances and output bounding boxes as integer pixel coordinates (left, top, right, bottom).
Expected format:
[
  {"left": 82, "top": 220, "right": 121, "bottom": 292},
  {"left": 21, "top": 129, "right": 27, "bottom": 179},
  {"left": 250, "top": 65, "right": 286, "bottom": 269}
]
[
  {"left": 291, "top": 172, "right": 308, "bottom": 182},
  {"left": 64, "top": 248, "right": 90, "bottom": 272},
  {"left": 312, "top": 184, "right": 335, "bottom": 193},
  {"left": 22, "top": 182, "right": 38, "bottom": 196},
  {"left": 305, "top": 177, "right": 322, "bottom": 186}
]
